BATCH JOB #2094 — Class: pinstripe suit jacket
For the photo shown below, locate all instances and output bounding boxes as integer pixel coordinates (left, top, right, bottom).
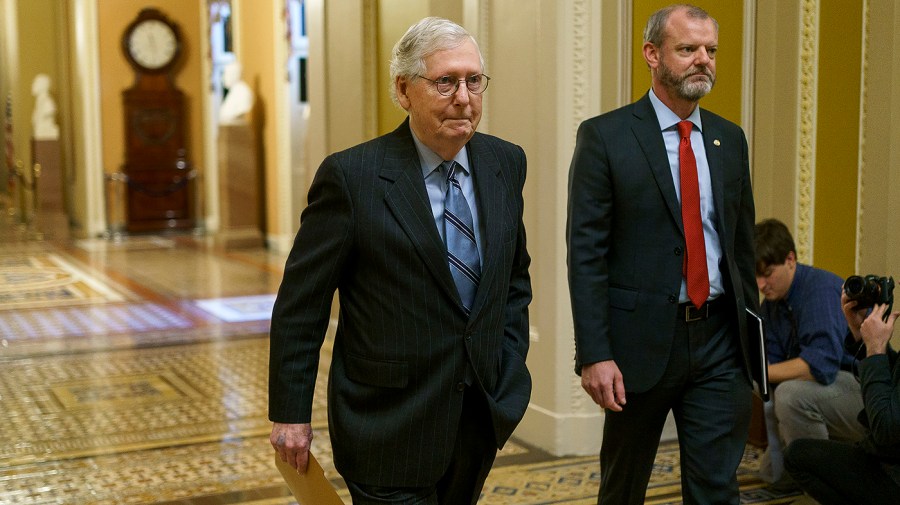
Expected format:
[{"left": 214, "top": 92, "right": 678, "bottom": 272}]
[{"left": 268, "top": 119, "right": 532, "bottom": 487}]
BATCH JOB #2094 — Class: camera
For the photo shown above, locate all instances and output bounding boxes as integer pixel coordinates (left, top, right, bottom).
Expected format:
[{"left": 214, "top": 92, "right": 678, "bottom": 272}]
[{"left": 844, "top": 275, "right": 895, "bottom": 310}]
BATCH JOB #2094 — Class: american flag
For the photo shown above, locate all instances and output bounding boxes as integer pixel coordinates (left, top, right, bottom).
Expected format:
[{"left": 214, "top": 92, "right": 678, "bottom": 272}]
[{"left": 5, "top": 93, "right": 14, "bottom": 195}]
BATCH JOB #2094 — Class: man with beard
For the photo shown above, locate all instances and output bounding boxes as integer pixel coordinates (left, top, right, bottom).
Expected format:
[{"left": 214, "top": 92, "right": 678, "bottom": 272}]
[{"left": 567, "top": 4, "right": 757, "bottom": 504}]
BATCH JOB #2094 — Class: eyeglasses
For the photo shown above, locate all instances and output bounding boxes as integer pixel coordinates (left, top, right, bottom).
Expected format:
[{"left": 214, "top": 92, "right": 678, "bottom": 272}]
[{"left": 415, "top": 74, "right": 491, "bottom": 96}]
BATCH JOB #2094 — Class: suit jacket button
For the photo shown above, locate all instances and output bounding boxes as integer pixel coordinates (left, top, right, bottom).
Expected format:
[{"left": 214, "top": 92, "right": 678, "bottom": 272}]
[
  {"left": 456, "top": 382, "right": 465, "bottom": 392},
  {"left": 668, "top": 295, "right": 677, "bottom": 304},
  {"left": 674, "top": 246, "right": 683, "bottom": 256}
]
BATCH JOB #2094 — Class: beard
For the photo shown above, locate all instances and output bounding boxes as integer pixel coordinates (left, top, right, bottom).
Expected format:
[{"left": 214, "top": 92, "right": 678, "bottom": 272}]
[{"left": 658, "top": 59, "right": 715, "bottom": 101}]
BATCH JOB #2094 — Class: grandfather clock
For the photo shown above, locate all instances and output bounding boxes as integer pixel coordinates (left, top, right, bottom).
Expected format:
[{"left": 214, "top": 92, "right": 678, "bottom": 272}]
[{"left": 121, "top": 8, "right": 194, "bottom": 232}]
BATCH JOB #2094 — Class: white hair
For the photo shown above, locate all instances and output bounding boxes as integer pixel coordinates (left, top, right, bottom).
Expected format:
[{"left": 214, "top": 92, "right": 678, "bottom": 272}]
[{"left": 388, "top": 17, "right": 484, "bottom": 107}]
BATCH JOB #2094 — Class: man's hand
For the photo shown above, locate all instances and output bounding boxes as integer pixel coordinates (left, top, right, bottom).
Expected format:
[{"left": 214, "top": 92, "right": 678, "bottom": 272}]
[
  {"left": 767, "top": 357, "right": 814, "bottom": 384},
  {"left": 841, "top": 292, "right": 867, "bottom": 342},
  {"left": 581, "top": 360, "right": 626, "bottom": 412},
  {"left": 860, "top": 304, "right": 900, "bottom": 357},
  {"left": 270, "top": 422, "right": 314, "bottom": 473}
]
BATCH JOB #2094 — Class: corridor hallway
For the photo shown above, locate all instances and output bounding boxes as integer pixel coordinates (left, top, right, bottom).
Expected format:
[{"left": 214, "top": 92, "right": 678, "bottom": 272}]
[{"left": 0, "top": 214, "right": 791, "bottom": 504}]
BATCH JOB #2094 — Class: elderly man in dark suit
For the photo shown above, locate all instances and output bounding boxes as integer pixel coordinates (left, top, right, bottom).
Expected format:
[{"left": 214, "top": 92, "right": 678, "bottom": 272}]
[
  {"left": 268, "top": 16, "right": 532, "bottom": 505},
  {"left": 567, "top": 4, "right": 757, "bottom": 504}
]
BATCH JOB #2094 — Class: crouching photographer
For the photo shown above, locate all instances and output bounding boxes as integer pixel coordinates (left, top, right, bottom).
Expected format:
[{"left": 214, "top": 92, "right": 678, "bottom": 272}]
[{"left": 784, "top": 275, "right": 900, "bottom": 504}]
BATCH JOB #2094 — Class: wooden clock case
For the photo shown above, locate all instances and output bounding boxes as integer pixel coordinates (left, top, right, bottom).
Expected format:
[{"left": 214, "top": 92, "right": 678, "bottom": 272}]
[{"left": 121, "top": 8, "right": 195, "bottom": 233}]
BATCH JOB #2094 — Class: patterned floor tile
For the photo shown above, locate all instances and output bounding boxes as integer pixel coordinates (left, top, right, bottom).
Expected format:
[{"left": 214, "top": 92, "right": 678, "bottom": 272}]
[
  {"left": 87, "top": 247, "right": 283, "bottom": 299},
  {"left": 0, "top": 229, "right": 804, "bottom": 505},
  {"left": 0, "top": 252, "right": 130, "bottom": 310},
  {"left": 0, "top": 303, "right": 194, "bottom": 340},
  {"left": 0, "top": 337, "right": 328, "bottom": 469}
]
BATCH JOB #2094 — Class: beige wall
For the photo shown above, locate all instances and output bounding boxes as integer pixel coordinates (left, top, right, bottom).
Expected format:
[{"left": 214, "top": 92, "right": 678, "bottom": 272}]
[
  {"left": 813, "top": 1, "right": 863, "bottom": 278},
  {"left": 324, "top": 0, "right": 373, "bottom": 153},
  {"left": 376, "top": 0, "right": 428, "bottom": 135},
  {"left": 0, "top": 0, "right": 8, "bottom": 186},
  {"left": 752, "top": 0, "right": 900, "bottom": 347},
  {"left": 17, "top": 0, "right": 63, "bottom": 173},
  {"left": 752, "top": 0, "right": 900, "bottom": 282},
  {"left": 860, "top": 0, "right": 900, "bottom": 280},
  {"left": 234, "top": 0, "right": 280, "bottom": 236},
  {"left": 487, "top": 0, "right": 584, "bottom": 455},
  {"left": 0, "top": 0, "right": 69, "bottom": 218},
  {"left": 751, "top": 0, "right": 800, "bottom": 227}
]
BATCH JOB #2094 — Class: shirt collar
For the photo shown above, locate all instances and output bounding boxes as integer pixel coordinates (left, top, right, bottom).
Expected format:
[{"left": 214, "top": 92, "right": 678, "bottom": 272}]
[
  {"left": 648, "top": 87, "right": 703, "bottom": 133},
  {"left": 784, "top": 263, "right": 809, "bottom": 306},
  {"left": 410, "top": 129, "right": 470, "bottom": 179}
]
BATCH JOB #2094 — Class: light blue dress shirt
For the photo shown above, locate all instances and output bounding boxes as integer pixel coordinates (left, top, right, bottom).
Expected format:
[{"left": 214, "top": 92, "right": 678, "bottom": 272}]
[
  {"left": 648, "top": 88, "right": 723, "bottom": 303},
  {"left": 411, "top": 132, "right": 483, "bottom": 262}
]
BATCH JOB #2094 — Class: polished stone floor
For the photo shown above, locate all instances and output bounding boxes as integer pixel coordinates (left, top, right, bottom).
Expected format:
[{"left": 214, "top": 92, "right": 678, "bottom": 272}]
[{"left": 0, "top": 210, "right": 802, "bottom": 504}]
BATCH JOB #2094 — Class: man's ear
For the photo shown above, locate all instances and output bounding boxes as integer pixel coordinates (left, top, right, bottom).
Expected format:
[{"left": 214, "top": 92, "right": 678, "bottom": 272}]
[
  {"left": 396, "top": 77, "right": 411, "bottom": 111},
  {"left": 642, "top": 42, "right": 659, "bottom": 69},
  {"left": 785, "top": 251, "right": 797, "bottom": 266}
]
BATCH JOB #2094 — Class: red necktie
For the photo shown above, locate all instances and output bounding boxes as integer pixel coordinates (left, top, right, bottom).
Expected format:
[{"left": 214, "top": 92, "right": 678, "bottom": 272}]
[{"left": 677, "top": 120, "right": 709, "bottom": 309}]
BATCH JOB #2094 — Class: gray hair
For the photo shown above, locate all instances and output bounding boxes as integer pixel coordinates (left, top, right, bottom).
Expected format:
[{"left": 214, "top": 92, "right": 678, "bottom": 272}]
[
  {"left": 643, "top": 4, "right": 718, "bottom": 47},
  {"left": 389, "top": 17, "right": 484, "bottom": 106}
]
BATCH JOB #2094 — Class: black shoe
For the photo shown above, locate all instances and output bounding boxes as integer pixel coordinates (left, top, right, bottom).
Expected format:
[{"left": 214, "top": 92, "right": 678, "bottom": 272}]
[{"left": 767, "top": 474, "right": 801, "bottom": 495}]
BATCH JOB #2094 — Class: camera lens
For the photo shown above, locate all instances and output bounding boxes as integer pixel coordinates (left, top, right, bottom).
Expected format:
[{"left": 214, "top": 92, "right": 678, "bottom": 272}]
[{"left": 845, "top": 275, "right": 866, "bottom": 297}]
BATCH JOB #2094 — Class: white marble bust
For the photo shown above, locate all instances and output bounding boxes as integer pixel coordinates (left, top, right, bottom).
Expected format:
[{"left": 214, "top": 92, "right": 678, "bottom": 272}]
[
  {"left": 219, "top": 62, "right": 254, "bottom": 125},
  {"left": 31, "top": 74, "right": 59, "bottom": 140}
]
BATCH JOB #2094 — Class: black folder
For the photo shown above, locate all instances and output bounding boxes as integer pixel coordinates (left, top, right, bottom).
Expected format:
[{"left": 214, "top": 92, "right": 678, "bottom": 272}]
[{"left": 746, "top": 307, "right": 769, "bottom": 401}]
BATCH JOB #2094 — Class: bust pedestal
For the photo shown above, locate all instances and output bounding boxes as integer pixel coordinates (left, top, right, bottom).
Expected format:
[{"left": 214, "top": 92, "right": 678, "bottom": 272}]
[
  {"left": 31, "top": 138, "right": 61, "bottom": 210},
  {"left": 31, "top": 138, "right": 68, "bottom": 233},
  {"left": 217, "top": 123, "right": 263, "bottom": 248}
]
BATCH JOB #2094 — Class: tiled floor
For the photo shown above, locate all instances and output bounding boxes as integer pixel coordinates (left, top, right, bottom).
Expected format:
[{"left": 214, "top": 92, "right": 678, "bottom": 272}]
[{"left": 0, "top": 211, "right": 801, "bottom": 504}]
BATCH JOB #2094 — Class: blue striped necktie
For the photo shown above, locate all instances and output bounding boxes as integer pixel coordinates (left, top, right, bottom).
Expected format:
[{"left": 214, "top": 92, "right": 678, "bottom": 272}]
[{"left": 442, "top": 161, "right": 481, "bottom": 313}]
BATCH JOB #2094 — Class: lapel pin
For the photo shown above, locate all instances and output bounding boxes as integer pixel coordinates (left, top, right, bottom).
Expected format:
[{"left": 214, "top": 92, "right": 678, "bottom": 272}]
[{"left": 713, "top": 139, "right": 721, "bottom": 146}]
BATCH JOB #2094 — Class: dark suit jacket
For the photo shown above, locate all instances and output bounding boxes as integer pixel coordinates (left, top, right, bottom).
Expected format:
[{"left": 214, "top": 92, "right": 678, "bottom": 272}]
[
  {"left": 269, "top": 119, "right": 532, "bottom": 487},
  {"left": 567, "top": 93, "right": 758, "bottom": 392}
]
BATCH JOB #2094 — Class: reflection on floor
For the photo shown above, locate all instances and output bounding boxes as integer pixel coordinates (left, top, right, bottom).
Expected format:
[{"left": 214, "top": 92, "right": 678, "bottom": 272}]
[{"left": 0, "top": 217, "right": 803, "bottom": 504}]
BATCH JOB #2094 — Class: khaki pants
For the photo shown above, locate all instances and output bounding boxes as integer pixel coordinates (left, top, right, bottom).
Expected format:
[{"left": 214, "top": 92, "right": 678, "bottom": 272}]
[{"left": 759, "top": 371, "right": 866, "bottom": 483}]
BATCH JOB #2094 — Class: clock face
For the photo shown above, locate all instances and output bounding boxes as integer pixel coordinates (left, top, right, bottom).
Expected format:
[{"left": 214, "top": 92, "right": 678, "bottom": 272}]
[{"left": 127, "top": 19, "right": 178, "bottom": 70}]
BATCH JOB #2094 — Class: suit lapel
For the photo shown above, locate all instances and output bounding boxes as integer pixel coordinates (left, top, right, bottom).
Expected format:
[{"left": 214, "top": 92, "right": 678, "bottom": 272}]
[
  {"left": 700, "top": 110, "right": 727, "bottom": 233},
  {"left": 631, "top": 94, "right": 683, "bottom": 229},
  {"left": 380, "top": 122, "right": 460, "bottom": 305},
  {"left": 467, "top": 134, "right": 507, "bottom": 318}
]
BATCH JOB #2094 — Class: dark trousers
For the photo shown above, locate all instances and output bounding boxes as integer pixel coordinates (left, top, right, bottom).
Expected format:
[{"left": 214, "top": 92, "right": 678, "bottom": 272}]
[
  {"left": 784, "top": 438, "right": 900, "bottom": 505},
  {"left": 345, "top": 387, "right": 497, "bottom": 505},
  {"left": 598, "top": 306, "right": 752, "bottom": 505}
]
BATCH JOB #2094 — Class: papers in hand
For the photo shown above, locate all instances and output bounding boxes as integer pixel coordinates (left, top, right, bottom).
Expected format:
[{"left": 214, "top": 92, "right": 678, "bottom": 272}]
[
  {"left": 746, "top": 307, "right": 770, "bottom": 401},
  {"left": 274, "top": 451, "right": 344, "bottom": 505}
]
